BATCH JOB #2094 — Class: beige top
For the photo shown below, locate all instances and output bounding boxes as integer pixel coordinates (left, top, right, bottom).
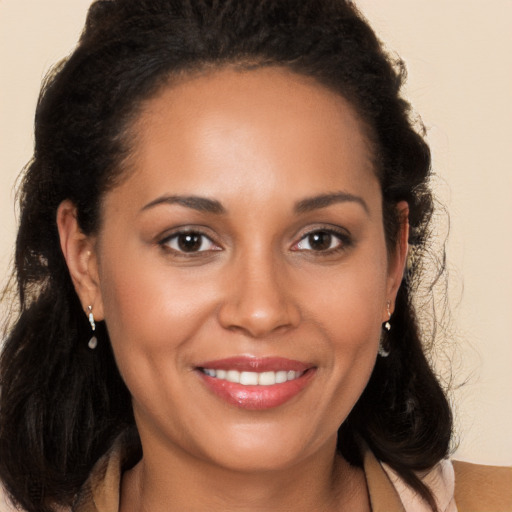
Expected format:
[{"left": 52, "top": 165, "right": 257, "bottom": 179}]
[
  {"left": 68, "top": 435, "right": 464, "bottom": 512},
  {"left": 1, "top": 436, "right": 511, "bottom": 511}
]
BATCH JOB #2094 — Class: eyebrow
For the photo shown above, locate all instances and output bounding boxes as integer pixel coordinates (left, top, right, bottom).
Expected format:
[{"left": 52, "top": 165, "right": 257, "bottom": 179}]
[
  {"left": 294, "top": 192, "right": 369, "bottom": 215},
  {"left": 141, "top": 195, "right": 226, "bottom": 214},
  {"left": 141, "top": 191, "right": 368, "bottom": 216}
]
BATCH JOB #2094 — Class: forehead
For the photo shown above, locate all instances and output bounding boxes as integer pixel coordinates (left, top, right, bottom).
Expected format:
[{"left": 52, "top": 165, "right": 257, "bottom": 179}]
[{"left": 111, "top": 66, "right": 379, "bottom": 213}]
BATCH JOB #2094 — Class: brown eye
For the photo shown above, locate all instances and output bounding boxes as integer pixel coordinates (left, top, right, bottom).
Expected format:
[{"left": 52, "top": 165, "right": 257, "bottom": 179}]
[
  {"left": 162, "top": 231, "right": 220, "bottom": 253},
  {"left": 177, "top": 233, "right": 202, "bottom": 252},
  {"left": 293, "top": 229, "right": 349, "bottom": 253},
  {"left": 307, "top": 231, "right": 333, "bottom": 251}
]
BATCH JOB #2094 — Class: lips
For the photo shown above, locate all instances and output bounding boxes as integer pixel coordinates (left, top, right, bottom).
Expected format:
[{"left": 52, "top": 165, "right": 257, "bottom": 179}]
[{"left": 196, "top": 357, "right": 316, "bottom": 410}]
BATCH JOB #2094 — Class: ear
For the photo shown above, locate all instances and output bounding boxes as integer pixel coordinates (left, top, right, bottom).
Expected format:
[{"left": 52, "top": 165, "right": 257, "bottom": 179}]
[
  {"left": 385, "top": 200, "right": 409, "bottom": 317},
  {"left": 56, "top": 200, "right": 104, "bottom": 321}
]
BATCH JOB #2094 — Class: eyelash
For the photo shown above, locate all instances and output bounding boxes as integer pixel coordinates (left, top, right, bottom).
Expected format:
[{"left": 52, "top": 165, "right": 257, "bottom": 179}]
[
  {"left": 159, "top": 229, "right": 221, "bottom": 256},
  {"left": 158, "top": 226, "right": 352, "bottom": 257},
  {"left": 292, "top": 228, "right": 353, "bottom": 256}
]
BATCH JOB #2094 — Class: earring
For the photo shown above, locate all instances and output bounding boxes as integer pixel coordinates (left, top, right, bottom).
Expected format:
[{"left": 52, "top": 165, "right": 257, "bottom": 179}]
[
  {"left": 87, "top": 305, "right": 98, "bottom": 350},
  {"left": 384, "top": 300, "right": 391, "bottom": 332},
  {"left": 378, "top": 301, "right": 392, "bottom": 358},
  {"left": 378, "top": 340, "right": 390, "bottom": 358}
]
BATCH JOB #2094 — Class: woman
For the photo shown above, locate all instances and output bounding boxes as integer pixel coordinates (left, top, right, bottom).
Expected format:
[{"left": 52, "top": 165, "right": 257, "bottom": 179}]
[{"left": 0, "top": 1, "right": 510, "bottom": 511}]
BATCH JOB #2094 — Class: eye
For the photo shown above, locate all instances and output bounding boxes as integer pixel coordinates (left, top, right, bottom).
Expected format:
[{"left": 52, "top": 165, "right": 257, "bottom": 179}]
[
  {"left": 292, "top": 229, "right": 349, "bottom": 253},
  {"left": 161, "top": 231, "right": 220, "bottom": 253}
]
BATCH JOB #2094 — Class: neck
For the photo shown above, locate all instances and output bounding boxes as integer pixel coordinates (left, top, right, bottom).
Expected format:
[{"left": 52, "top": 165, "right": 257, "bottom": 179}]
[{"left": 120, "top": 437, "right": 370, "bottom": 512}]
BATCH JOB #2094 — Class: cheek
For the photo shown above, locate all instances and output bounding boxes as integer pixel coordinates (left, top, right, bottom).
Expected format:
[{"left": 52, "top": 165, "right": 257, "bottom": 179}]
[
  {"left": 97, "top": 256, "right": 219, "bottom": 424},
  {"left": 100, "top": 260, "right": 213, "bottom": 354},
  {"left": 304, "top": 251, "right": 388, "bottom": 335},
  {"left": 306, "top": 248, "right": 388, "bottom": 386}
]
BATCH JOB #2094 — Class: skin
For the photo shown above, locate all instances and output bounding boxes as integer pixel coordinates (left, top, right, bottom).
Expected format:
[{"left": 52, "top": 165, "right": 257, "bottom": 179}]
[{"left": 58, "top": 67, "right": 408, "bottom": 511}]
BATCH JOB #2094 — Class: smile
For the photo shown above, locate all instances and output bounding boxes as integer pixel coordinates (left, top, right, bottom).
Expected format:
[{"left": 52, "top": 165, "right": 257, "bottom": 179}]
[
  {"left": 200, "top": 369, "right": 305, "bottom": 386},
  {"left": 196, "top": 357, "right": 315, "bottom": 410}
]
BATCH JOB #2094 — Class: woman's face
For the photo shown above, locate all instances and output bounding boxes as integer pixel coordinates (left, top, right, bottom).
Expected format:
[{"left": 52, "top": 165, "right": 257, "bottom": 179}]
[{"left": 87, "top": 67, "right": 406, "bottom": 471}]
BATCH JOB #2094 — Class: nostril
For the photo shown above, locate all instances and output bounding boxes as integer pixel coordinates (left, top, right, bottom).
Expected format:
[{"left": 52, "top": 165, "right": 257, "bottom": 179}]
[
  {"left": 217, "top": 260, "right": 301, "bottom": 336},
  {"left": 217, "top": 299, "right": 300, "bottom": 338}
]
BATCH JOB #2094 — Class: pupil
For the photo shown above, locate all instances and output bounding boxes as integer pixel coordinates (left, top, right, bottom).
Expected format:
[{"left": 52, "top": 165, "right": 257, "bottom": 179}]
[
  {"left": 309, "top": 232, "right": 331, "bottom": 251},
  {"left": 178, "top": 234, "right": 201, "bottom": 252}
]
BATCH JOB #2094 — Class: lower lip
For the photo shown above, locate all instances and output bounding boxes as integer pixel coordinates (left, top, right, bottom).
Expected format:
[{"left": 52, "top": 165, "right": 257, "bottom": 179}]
[{"left": 198, "top": 370, "right": 316, "bottom": 410}]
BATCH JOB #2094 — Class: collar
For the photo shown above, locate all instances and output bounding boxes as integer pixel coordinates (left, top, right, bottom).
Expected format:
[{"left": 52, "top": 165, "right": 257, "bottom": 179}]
[
  {"left": 363, "top": 449, "right": 406, "bottom": 512},
  {"left": 73, "top": 433, "right": 454, "bottom": 512}
]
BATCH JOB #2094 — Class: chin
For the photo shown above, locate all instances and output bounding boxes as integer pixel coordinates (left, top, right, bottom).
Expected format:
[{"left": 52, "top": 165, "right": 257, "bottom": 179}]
[{"left": 193, "top": 422, "right": 333, "bottom": 473}]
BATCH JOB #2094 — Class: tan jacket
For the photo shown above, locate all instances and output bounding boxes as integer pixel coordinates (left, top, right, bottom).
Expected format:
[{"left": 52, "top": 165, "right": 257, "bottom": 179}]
[
  {"left": 70, "top": 436, "right": 511, "bottom": 512},
  {"left": 364, "top": 448, "right": 512, "bottom": 511},
  {"left": 1, "top": 439, "right": 511, "bottom": 511}
]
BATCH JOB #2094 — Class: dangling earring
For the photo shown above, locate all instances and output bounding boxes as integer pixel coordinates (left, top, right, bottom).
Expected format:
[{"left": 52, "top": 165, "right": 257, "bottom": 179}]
[
  {"left": 384, "top": 300, "right": 391, "bottom": 332},
  {"left": 378, "top": 301, "right": 391, "bottom": 357},
  {"left": 87, "top": 305, "right": 98, "bottom": 350}
]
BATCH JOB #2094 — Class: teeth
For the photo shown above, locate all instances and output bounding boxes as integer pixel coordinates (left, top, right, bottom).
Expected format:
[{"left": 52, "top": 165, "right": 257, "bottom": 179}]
[
  {"left": 216, "top": 369, "right": 227, "bottom": 379},
  {"left": 201, "top": 368, "right": 304, "bottom": 385},
  {"left": 259, "top": 371, "right": 277, "bottom": 385},
  {"left": 226, "top": 370, "right": 240, "bottom": 383},
  {"left": 240, "top": 371, "right": 259, "bottom": 385},
  {"left": 276, "top": 371, "right": 288, "bottom": 384}
]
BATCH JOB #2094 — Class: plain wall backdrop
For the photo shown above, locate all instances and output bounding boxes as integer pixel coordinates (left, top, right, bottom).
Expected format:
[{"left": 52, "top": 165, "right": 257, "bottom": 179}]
[{"left": 1, "top": 0, "right": 511, "bottom": 465}]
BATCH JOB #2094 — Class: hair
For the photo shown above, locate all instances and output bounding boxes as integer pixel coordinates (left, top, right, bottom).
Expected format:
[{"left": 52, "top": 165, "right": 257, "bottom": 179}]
[{"left": 0, "top": 1, "right": 452, "bottom": 511}]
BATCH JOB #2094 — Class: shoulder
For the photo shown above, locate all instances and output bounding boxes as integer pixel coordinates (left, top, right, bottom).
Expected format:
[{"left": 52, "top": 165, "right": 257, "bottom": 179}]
[
  {"left": 74, "top": 429, "right": 140, "bottom": 512},
  {"left": 381, "top": 457, "right": 456, "bottom": 512},
  {"left": 365, "top": 448, "right": 512, "bottom": 512},
  {"left": 453, "top": 460, "right": 512, "bottom": 512},
  {"left": 0, "top": 483, "right": 21, "bottom": 512}
]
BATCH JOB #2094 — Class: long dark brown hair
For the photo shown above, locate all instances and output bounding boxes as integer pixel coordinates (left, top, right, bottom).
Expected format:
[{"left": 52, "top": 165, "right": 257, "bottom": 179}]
[{"left": 0, "top": 1, "right": 451, "bottom": 510}]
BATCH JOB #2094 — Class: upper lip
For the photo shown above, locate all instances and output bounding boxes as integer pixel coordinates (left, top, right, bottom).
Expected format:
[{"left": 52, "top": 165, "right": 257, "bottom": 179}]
[{"left": 196, "top": 356, "right": 313, "bottom": 372}]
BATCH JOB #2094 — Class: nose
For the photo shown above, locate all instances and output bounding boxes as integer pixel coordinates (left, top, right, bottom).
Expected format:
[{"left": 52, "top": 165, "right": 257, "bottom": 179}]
[{"left": 217, "top": 254, "right": 301, "bottom": 338}]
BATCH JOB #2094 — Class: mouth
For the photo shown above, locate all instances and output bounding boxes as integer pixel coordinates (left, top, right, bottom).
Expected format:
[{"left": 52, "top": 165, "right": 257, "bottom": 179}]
[
  {"left": 200, "top": 368, "right": 305, "bottom": 386},
  {"left": 195, "top": 357, "right": 316, "bottom": 410}
]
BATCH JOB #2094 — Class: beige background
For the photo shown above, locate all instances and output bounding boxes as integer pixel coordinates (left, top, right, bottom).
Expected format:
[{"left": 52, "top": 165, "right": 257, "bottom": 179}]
[{"left": 1, "top": 1, "right": 511, "bottom": 465}]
